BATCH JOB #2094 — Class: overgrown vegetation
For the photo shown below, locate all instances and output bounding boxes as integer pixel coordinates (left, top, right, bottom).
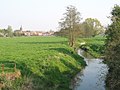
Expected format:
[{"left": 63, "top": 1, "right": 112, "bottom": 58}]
[
  {"left": 105, "top": 5, "right": 120, "bottom": 90},
  {"left": 0, "top": 36, "right": 85, "bottom": 90}
]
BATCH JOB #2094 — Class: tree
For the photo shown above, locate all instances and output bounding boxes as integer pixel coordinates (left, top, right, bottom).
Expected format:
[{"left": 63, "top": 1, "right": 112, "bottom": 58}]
[
  {"left": 0, "top": 29, "right": 9, "bottom": 37},
  {"left": 105, "top": 5, "right": 120, "bottom": 90},
  {"left": 7, "top": 25, "right": 13, "bottom": 37},
  {"left": 59, "top": 5, "right": 81, "bottom": 47},
  {"left": 82, "top": 18, "right": 104, "bottom": 37}
]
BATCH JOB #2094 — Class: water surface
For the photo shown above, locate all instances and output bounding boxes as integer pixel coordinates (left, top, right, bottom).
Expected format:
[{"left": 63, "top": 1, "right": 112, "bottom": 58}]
[{"left": 72, "top": 50, "right": 108, "bottom": 90}]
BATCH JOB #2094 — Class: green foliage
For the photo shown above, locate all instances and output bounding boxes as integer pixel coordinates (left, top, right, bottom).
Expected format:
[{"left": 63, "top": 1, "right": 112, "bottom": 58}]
[
  {"left": 0, "top": 36, "right": 85, "bottom": 90},
  {"left": 105, "top": 5, "right": 120, "bottom": 90},
  {"left": 81, "top": 18, "right": 105, "bottom": 37}
]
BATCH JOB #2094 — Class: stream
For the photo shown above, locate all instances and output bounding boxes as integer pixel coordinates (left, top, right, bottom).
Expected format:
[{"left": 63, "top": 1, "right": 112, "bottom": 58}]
[{"left": 71, "top": 49, "right": 108, "bottom": 90}]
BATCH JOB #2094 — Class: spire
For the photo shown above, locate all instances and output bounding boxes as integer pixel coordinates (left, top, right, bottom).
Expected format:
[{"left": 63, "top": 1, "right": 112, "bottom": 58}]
[{"left": 20, "top": 25, "right": 23, "bottom": 31}]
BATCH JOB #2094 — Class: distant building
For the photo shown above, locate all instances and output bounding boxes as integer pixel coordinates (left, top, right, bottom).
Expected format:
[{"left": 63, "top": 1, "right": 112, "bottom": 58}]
[
  {"left": 14, "top": 26, "right": 23, "bottom": 36},
  {"left": 22, "top": 31, "right": 43, "bottom": 36},
  {"left": 14, "top": 26, "right": 54, "bottom": 36}
]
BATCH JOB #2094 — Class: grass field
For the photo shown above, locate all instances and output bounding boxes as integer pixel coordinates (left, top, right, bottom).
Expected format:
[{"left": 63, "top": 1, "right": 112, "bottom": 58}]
[{"left": 0, "top": 36, "right": 85, "bottom": 90}]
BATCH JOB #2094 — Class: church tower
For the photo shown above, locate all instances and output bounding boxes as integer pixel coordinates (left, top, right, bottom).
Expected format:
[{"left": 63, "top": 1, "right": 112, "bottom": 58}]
[{"left": 20, "top": 25, "right": 23, "bottom": 31}]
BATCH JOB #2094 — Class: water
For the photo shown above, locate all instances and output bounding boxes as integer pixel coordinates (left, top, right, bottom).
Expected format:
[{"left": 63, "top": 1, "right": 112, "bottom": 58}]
[{"left": 72, "top": 49, "right": 108, "bottom": 90}]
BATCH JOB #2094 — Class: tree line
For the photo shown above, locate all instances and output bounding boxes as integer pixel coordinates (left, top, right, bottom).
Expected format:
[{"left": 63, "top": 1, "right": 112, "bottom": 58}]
[
  {"left": 55, "top": 5, "right": 105, "bottom": 47},
  {"left": 105, "top": 4, "right": 120, "bottom": 90}
]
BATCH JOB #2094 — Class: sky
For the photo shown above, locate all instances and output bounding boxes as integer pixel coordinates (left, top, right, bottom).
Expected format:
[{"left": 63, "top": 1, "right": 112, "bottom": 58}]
[{"left": 0, "top": 0, "right": 120, "bottom": 31}]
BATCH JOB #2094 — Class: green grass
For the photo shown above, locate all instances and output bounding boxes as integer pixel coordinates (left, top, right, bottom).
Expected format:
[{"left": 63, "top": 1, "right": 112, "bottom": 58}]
[
  {"left": 78, "top": 36, "right": 105, "bottom": 58},
  {"left": 0, "top": 36, "right": 85, "bottom": 90}
]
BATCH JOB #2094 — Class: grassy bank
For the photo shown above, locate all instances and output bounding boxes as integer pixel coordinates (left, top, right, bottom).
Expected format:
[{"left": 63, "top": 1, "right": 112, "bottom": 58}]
[
  {"left": 0, "top": 36, "right": 85, "bottom": 90},
  {"left": 78, "top": 36, "right": 105, "bottom": 58}
]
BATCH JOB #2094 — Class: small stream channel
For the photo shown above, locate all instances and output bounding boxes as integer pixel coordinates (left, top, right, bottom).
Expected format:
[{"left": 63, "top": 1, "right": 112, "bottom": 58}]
[{"left": 71, "top": 49, "right": 108, "bottom": 90}]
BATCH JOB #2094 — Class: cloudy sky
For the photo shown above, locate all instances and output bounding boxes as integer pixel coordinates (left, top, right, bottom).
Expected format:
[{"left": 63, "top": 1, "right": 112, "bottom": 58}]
[{"left": 0, "top": 0, "right": 120, "bottom": 31}]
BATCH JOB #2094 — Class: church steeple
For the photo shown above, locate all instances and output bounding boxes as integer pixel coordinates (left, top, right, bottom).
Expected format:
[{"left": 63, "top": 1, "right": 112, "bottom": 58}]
[{"left": 20, "top": 25, "right": 23, "bottom": 31}]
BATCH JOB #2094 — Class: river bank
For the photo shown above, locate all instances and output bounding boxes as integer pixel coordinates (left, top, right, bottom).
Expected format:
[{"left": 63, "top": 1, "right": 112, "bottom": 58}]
[{"left": 77, "top": 36, "right": 105, "bottom": 58}]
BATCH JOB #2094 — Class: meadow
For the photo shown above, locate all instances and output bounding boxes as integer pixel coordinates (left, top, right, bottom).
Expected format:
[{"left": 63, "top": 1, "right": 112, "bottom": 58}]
[{"left": 0, "top": 36, "right": 85, "bottom": 90}]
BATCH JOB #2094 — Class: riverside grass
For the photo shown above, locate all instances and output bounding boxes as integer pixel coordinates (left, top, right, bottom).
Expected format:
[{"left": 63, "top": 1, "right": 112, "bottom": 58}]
[
  {"left": 0, "top": 36, "right": 85, "bottom": 90},
  {"left": 78, "top": 36, "right": 105, "bottom": 58}
]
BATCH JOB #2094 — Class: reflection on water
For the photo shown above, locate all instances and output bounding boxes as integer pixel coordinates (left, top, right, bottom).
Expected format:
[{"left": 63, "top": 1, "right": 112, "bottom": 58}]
[{"left": 72, "top": 49, "right": 108, "bottom": 90}]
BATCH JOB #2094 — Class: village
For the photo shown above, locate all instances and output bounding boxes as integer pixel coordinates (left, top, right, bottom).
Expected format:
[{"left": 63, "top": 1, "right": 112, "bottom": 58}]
[{"left": 14, "top": 26, "right": 55, "bottom": 36}]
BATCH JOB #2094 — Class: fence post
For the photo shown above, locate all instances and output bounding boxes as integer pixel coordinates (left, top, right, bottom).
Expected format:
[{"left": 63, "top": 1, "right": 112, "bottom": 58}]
[
  {"left": 14, "top": 63, "right": 16, "bottom": 72},
  {"left": 2, "top": 64, "right": 4, "bottom": 73}
]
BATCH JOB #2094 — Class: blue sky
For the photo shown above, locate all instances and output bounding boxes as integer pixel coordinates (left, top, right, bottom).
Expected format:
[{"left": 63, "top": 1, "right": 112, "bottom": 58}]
[{"left": 0, "top": 0, "right": 120, "bottom": 31}]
